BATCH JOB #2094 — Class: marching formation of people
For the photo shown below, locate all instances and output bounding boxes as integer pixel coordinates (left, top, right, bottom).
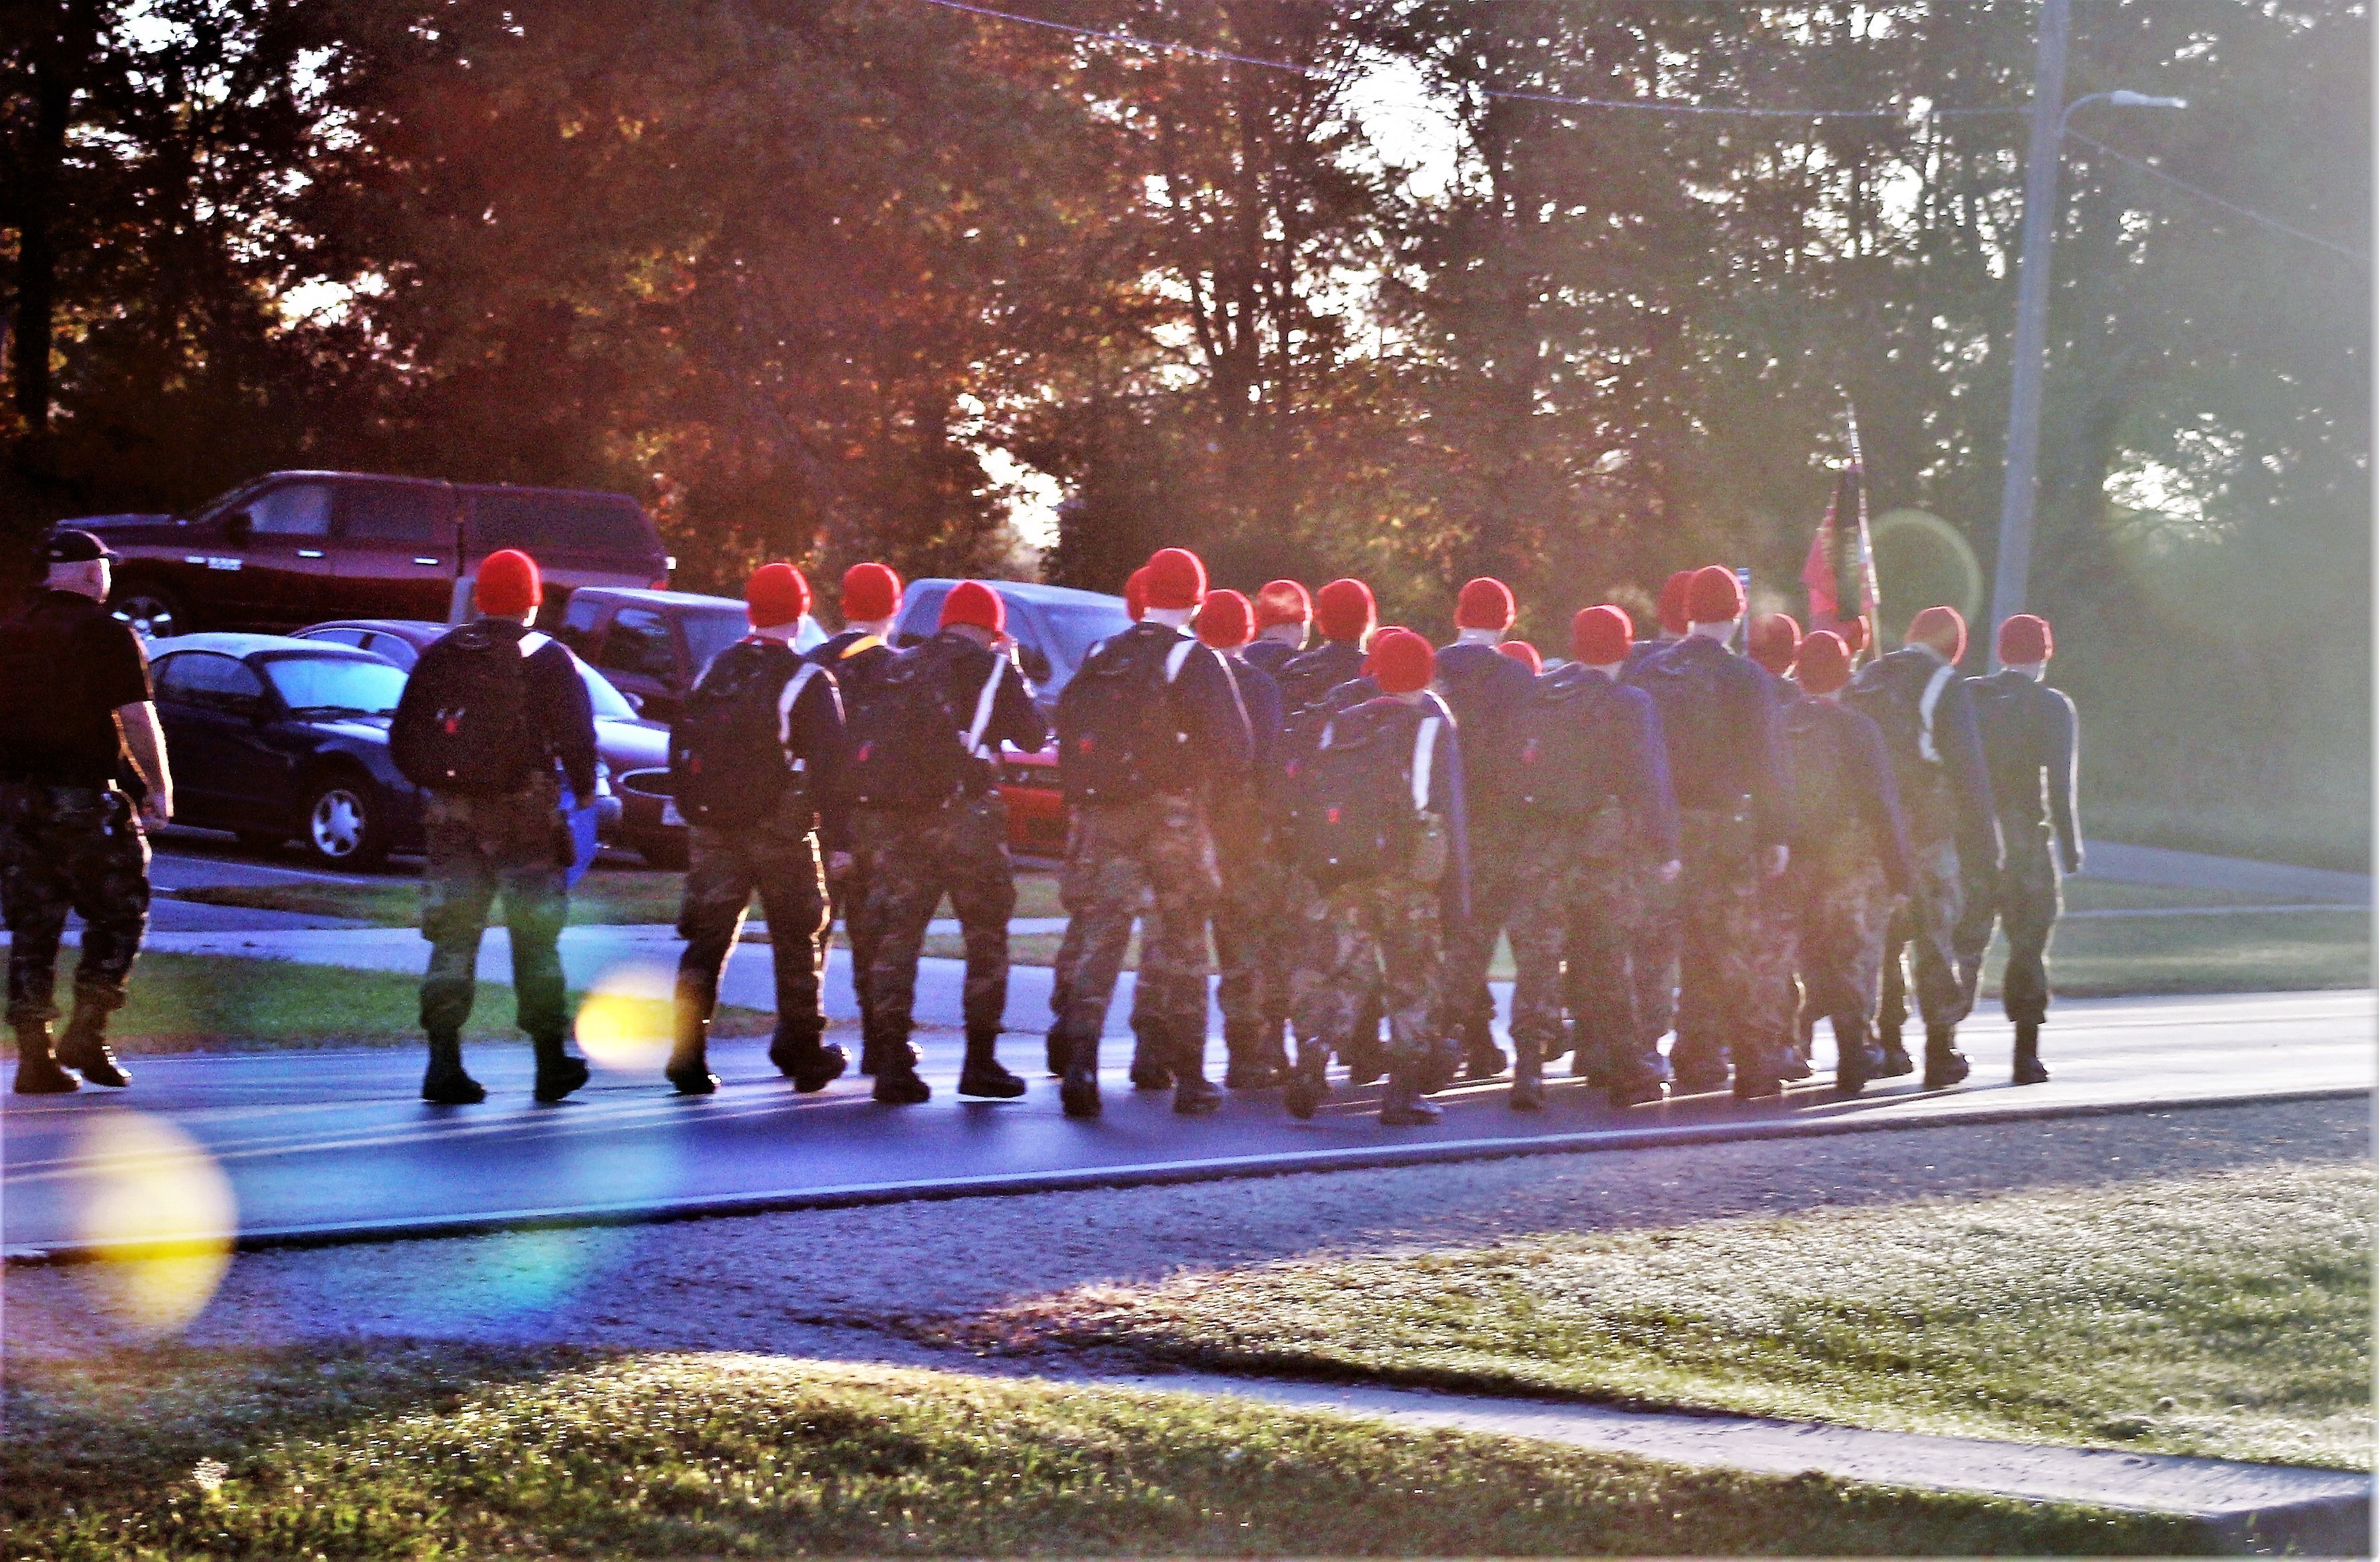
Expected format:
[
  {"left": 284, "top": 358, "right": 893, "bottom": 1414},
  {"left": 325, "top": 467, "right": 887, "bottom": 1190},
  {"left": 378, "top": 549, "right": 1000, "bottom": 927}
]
[{"left": 2, "top": 531, "right": 2083, "bottom": 1124}]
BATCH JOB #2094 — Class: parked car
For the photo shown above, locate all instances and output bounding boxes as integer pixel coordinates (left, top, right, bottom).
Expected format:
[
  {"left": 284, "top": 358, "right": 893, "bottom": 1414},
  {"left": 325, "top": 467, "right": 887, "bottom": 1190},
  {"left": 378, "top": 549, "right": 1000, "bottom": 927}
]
[
  {"left": 293, "top": 618, "right": 685, "bottom": 869},
  {"left": 148, "top": 633, "right": 431, "bottom": 869},
  {"left": 65, "top": 471, "right": 671, "bottom": 640},
  {"left": 891, "top": 580, "right": 1132, "bottom": 859},
  {"left": 549, "top": 586, "right": 770, "bottom": 725}
]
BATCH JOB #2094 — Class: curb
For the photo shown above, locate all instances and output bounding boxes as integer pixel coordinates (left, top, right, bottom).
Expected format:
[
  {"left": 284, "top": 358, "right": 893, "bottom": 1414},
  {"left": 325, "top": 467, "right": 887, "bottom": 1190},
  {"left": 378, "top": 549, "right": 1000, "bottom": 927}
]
[{"left": 5, "top": 1085, "right": 2367, "bottom": 1266}]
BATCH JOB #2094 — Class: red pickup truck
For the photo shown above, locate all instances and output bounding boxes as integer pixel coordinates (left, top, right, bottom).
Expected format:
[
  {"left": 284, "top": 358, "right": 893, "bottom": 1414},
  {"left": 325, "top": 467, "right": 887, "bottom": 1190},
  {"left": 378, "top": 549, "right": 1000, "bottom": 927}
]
[{"left": 64, "top": 471, "right": 671, "bottom": 638}]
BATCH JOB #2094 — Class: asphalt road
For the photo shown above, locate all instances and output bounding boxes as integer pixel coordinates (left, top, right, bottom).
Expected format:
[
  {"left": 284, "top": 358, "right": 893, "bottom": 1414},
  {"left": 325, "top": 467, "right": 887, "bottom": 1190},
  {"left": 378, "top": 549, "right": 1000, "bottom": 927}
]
[{"left": 4, "top": 989, "right": 2369, "bottom": 1257}]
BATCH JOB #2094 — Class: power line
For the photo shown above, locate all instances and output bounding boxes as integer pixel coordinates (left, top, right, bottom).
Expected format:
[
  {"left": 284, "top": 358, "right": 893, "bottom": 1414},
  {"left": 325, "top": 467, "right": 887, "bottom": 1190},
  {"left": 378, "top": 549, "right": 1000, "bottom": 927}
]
[
  {"left": 911, "top": 0, "right": 2025, "bottom": 120},
  {"left": 2067, "top": 128, "right": 2371, "bottom": 264}
]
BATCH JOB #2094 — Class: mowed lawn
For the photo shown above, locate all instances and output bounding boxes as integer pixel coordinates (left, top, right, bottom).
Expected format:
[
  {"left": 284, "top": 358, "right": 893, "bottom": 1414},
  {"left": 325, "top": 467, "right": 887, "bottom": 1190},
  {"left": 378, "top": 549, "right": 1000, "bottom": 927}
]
[
  {"left": 0, "top": 1348, "right": 2207, "bottom": 1559},
  {"left": 977, "top": 1163, "right": 2375, "bottom": 1471}
]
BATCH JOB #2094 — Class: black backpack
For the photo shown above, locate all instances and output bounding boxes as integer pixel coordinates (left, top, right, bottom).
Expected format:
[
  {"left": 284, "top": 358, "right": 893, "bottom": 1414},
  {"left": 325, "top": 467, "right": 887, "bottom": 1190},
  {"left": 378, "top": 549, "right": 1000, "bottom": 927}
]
[
  {"left": 1779, "top": 699, "right": 1861, "bottom": 846},
  {"left": 1054, "top": 628, "right": 1196, "bottom": 805},
  {"left": 669, "top": 638, "right": 820, "bottom": 828},
  {"left": 1628, "top": 644, "right": 1734, "bottom": 793},
  {"left": 1847, "top": 652, "right": 1956, "bottom": 793},
  {"left": 1287, "top": 700, "right": 1439, "bottom": 890},
  {"left": 0, "top": 596, "right": 96, "bottom": 777},
  {"left": 391, "top": 623, "right": 542, "bottom": 795},
  {"left": 846, "top": 639, "right": 1006, "bottom": 809},
  {"left": 1511, "top": 670, "right": 1617, "bottom": 815}
]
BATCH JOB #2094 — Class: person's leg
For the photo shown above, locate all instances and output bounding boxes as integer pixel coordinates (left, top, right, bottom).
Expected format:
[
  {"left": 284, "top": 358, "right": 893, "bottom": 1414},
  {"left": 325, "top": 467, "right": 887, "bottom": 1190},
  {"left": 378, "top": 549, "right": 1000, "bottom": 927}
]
[
  {"left": 54, "top": 789, "right": 150, "bottom": 1085},
  {"left": 1502, "top": 858, "right": 1569, "bottom": 1110},
  {"left": 419, "top": 794, "right": 498, "bottom": 1103},
  {"left": 1285, "top": 880, "right": 1372, "bottom": 1120},
  {"left": 1141, "top": 791, "right": 1222, "bottom": 1113},
  {"left": 1667, "top": 810, "right": 1731, "bottom": 1091},
  {"left": 4, "top": 787, "right": 80, "bottom": 1092},
  {"left": 1375, "top": 875, "right": 1447, "bottom": 1126},
  {"left": 491, "top": 790, "right": 580, "bottom": 1102},
  {"left": 1904, "top": 829, "right": 1971, "bottom": 1087},
  {"left": 1055, "top": 802, "right": 1150, "bottom": 1085},
  {"left": 671, "top": 825, "right": 755, "bottom": 1093},
  {"left": 1574, "top": 851, "right": 1652, "bottom": 1104},
  {"left": 944, "top": 792, "right": 1025, "bottom": 1098},
  {"left": 2001, "top": 829, "right": 2061, "bottom": 1083},
  {"left": 861, "top": 810, "right": 944, "bottom": 1103},
  {"left": 1442, "top": 815, "right": 1515, "bottom": 1079},
  {"left": 1631, "top": 861, "right": 1681, "bottom": 1065},
  {"left": 752, "top": 810, "right": 842, "bottom": 1089}
]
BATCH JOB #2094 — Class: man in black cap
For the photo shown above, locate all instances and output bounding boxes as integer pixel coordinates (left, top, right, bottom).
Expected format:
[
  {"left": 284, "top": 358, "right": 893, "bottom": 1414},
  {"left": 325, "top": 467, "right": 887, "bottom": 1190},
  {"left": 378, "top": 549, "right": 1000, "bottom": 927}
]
[{"left": 0, "top": 530, "right": 174, "bottom": 1093}]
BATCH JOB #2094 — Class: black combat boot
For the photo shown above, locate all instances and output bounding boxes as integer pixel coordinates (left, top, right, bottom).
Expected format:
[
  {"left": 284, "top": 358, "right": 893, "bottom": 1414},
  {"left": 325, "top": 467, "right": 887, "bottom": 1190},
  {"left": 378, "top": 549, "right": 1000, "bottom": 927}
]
[
  {"left": 1833, "top": 1016, "right": 1881, "bottom": 1098},
  {"left": 1060, "top": 1032, "right": 1102, "bottom": 1119},
  {"left": 1668, "top": 1042, "right": 1731, "bottom": 1096},
  {"left": 861, "top": 1037, "right": 921, "bottom": 1077},
  {"left": 55, "top": 1004, "right": 130, "bottom": 1088},
  {"left": 1341, "top": 1030, "right": 1387, "bottom": 1087},
  {"left": 773, "top": 1028, "right": 850, "bottom": 1094},
  {"left": 1921, "top": 1024, "right": 1969, "bottom": 1091},
  {"left": 1170, "top": 1026, "right": 1222, "bottom": 1115},
  {"left": 532, "top": 1034, "right": 592, "bottom": 1103},
  {"left": 1508, "top": 1033, "right": 1545, "bottom": 1111},
  {"left": 421, "top": 1033, "right": 486, "bottom": 1105},
  {"left": 1876, "top": 1024, "right": 1916, "bottom": 1077},
  {"left": 1045, "top": 1021, "right": 1069, "bottom": 1078},
  {"left": 12, "top": 1020, "right": 78, "bottom": 1094},
  {"left": 2012, "top": 1022, "right": 2049, "bottom": 1085},
  {"left": 1606, "top": 1048, "right": 1667, "bottom": 1109},
  {"left": 1282, "top": 1038, "right": 1331, "bottom": 1121},
  {"left": 872, "top": 1034, "right": 932, "bottom": 1103},
  {"left": 958, "top": 1028, "right": 1027, "bottom": 1098},
  {"left": 1458, "top": 1015, "right": 1507, "bottom": 1083},
  {"left": 665, "top": 984, "right": 718, "bottom": 1095},
  {"left": 1222, "top": 1026, "right": 1282, "bottom": 1090},
  {"left": 1128, "top": 1028, "right": 1175, "bottom": 1091},
  {"left": 1377, "top": 1067, "right": 1443, "bottom": 1127}
]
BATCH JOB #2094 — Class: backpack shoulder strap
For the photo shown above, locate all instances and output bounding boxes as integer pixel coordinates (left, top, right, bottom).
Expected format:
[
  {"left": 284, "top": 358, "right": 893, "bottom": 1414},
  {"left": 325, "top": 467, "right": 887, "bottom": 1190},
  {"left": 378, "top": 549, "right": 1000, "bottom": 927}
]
[
  {"left": 1411, "top": 714, "right": 1441, "bottom": 812},
  {"left": 1162, "top": 637, "right": 1195, "bottom": 684},
  {"left": 518, "top": 631, "right": 553, "bottom": 658},
  {"left": 1916, "top": 662, "right": 1956, "bottom": 763},
  {"left": 961, "top": 654, "right": 1007, "bottom": 757},
  {"left": 775, "top": 660, "right": 823, "bottom": 762}
]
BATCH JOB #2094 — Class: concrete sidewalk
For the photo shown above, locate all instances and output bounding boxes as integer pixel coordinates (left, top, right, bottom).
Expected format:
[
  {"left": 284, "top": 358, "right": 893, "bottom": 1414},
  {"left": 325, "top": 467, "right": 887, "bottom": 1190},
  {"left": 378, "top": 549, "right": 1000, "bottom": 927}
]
[{"left": 2079, "top": 839, "right": 2371, "bottom": 904}]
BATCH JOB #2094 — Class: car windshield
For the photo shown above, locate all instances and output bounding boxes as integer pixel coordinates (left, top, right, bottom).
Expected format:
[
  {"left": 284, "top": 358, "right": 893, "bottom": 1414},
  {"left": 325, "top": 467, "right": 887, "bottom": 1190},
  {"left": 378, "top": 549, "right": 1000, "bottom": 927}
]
[
  {"left": 263, "top": 655, "right": 408, "bottom": 717},
  {"left": 1033, "top": 598, "right": 1134, "bottom": 682},
  {"left": 679, "top": 605, "right": 750, "bottom": 677},
  {"left": 572, "top": 652, "right": 641, "bottom": 721}
]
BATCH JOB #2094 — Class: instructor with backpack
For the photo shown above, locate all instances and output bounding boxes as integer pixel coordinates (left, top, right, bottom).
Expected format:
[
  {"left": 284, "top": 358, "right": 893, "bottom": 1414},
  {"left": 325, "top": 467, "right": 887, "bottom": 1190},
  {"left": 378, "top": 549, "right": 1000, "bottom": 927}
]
[
  {"left": 665, "top": 564, "right": 852, "bottom": 1095},
  {"left": 1050, "top": 547, "right": 1254, "bottom": 1119},
  {"left": 846, "top": 580, "right": 1047, "bottom": 1104},
  {"left": 390, "top": 548, "right": 599, "bottom": 1105}
]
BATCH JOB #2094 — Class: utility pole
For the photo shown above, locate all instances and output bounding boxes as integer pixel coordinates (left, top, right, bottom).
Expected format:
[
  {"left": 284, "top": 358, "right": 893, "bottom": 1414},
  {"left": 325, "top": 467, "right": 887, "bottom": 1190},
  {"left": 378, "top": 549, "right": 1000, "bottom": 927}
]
[{"left": 1986, "top": 0, "right": 2073, "bottom": 657}]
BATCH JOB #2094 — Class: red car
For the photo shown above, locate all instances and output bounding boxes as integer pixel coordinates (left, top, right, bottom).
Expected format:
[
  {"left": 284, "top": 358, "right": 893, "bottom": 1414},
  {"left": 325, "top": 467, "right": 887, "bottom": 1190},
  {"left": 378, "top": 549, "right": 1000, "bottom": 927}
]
[{"left": 66, "top": 471, "right": 670, "bottom": 639}]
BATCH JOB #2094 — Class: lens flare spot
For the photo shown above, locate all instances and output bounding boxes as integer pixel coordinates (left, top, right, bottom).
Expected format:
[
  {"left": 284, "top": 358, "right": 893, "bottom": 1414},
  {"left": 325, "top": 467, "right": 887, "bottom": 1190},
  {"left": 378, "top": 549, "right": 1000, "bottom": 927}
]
[
  {"left": 69, "top": 1110, "right": 236, "bottom": 1338},
  {"left": 575, "top": 960, "right": 677, "bottom": 1071}
]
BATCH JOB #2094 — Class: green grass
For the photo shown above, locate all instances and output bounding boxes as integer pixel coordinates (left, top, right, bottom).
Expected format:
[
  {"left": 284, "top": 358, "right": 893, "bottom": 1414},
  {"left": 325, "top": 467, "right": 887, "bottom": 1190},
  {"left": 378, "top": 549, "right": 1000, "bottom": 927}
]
[
  {"left": 2087, "top": 795, "right": 2370, "bottom": 875},
  {"left": 168, "top": 867, "right": 1069, "bottom": 927},
  {"left": 1977, "top": 906, "right": 2371, "bottom": 998},
  {"left": 0, "top": 953, "right": 774, "bottom": 1054},
  {"left": 975, "top": 1164, "right": 2375, "bottom": 1471},
  {"left": 0, "top": 1346, "right": 2206, "bottom": 1559}
]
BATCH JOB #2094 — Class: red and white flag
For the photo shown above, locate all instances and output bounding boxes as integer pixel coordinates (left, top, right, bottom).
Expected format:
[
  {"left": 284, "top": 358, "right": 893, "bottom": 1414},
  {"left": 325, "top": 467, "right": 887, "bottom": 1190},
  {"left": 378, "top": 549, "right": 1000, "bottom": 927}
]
[{"left": 1801, "top": 449, "right": 1879, "bottom": 651}]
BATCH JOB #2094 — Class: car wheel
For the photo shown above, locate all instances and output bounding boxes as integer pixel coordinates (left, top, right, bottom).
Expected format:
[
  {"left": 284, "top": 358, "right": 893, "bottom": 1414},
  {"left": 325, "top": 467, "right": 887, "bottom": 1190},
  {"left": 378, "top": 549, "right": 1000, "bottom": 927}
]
[
  {"left": 110, "top": 578, "right": 186, "bottom": 640},
  {"left": 638, "top": 835, "right": 689, "bottom": 871},
  {"left": 299, "top": 773, "right": 390, "bottom": 869}
]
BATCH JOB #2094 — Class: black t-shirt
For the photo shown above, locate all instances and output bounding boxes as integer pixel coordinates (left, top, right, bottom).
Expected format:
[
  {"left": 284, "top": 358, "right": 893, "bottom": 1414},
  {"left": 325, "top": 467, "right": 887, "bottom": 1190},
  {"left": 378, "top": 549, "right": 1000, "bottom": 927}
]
[{"left": 0, "top": 590, "right": 154, "bottom": 785}]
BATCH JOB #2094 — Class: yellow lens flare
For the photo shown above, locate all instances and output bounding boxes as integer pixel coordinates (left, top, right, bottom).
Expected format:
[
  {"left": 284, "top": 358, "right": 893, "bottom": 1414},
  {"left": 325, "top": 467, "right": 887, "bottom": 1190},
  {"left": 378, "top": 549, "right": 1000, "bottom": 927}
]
[
  {"left": 67, "top": 1109, "right": 236, "bottom": 1338},
  {"left": 574, "top": 959, "right": 678, "bottom": 1070}
]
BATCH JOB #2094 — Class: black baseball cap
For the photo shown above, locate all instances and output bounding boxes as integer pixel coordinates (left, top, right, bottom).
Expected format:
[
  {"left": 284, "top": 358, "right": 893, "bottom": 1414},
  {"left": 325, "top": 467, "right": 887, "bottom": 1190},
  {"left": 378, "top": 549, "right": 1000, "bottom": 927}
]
[{"left": 43, "top": 529, "right": 119, "bottom": 564}]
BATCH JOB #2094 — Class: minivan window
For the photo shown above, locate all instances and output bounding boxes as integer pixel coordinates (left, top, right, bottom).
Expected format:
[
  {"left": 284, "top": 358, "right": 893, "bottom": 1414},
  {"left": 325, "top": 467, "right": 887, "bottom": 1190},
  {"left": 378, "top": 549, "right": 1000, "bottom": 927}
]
[
  {"left": 339, "top": 483, "right": 446, "bottom": 545},
  {"left": 1035, "top": 598, "right": 1134, "bottom": 682},
  {"left": 250, "top": 483, "right": 331, "bottom": 537},
  {"left": 679, "top": 606, "right": 749, "bottom": 677},
  {"left": 597, "top": 607, "right": 676, "bottom": 680},
  {"left": 468, "top": 490, "right": 648, "bottom": 554}
]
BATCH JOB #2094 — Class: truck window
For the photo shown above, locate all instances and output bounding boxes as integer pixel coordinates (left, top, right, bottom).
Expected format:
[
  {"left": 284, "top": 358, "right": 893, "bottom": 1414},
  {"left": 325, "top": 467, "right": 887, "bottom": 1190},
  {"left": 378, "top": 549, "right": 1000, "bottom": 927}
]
[
  {"left": 338, "top": 483, "right": 446, "bottom": 544},
  {"left": 467, "top": 490, "right": 650, "bottom": 554},
  {"left": 250, "top": 483, "right": 331, "bottom": 537},
  {"left": 597, "top": 607, "right": 676, "bottom": 680}
]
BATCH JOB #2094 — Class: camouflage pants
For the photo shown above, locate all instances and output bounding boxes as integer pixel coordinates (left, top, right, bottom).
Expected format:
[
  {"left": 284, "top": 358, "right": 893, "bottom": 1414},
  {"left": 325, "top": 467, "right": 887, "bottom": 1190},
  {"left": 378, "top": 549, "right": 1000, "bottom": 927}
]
[
  {"left": 1208, "top": 783, "right": 1291, "bottom": 1058},
  {"left": 1880, "top": 793, "right": 1970, "bottom": 1034},
  {"left": 828, "top": 852, "right": 880, "bottom": 1032},
  {"left": 1, "top": 783, "right": 151, "bottom": 1026},
  {"left": 677, "top": 793, "right": 830, "bottom": 1042},
  {"left": 1631, "top": 868, "right": 1681, "bottom": 1052},
  {"left": 858, "top": 793, "right": 1015, "bottom": 1044},
  {"left": 1671, "top": 806, "right": 1794, "bottom": 1088},
  {"left": 1055, "top": 793, "right": 1216, "bottom": 1059},
  {"left": 1293, "top": 869, "right": 1445, "bottom": 1074},
  {"left": 1284, "top": 861, "right": 1385, "bottom": 1062},
  {"left": 1791, "top": 833, "right": 1896, "bottom": 1070},
  {"left": 1507, "top": 809, "right": 1644, "bottom": 1084},
  {"left": 421, "top": 777, "right": 570, "bottom": 1042},
  {"left": 1954, "top": 818, "right": 2062, "bottom": 1024},
  {"left": 1443, "top": 813, "right": 1524, "bottom": 1052}
]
